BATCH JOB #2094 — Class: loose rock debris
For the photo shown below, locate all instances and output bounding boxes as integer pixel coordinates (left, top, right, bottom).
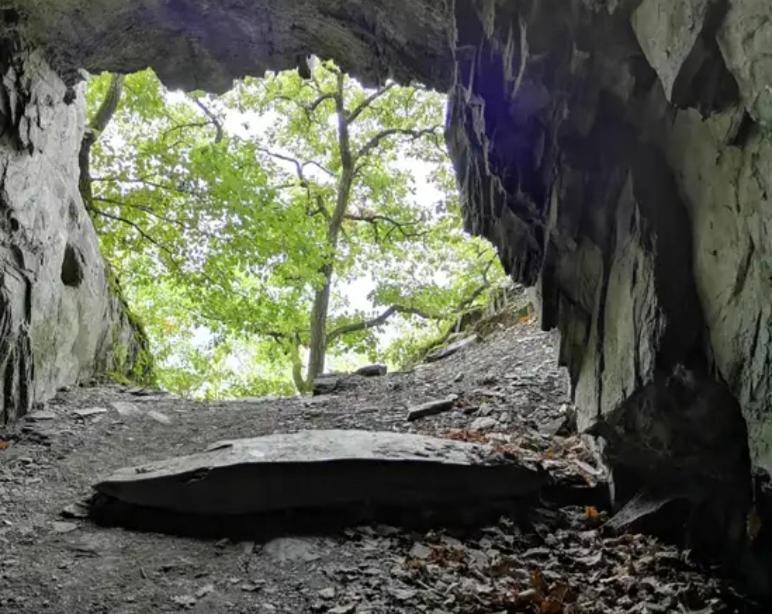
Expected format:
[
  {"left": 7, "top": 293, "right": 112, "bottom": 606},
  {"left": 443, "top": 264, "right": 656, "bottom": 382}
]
[
  {"left": 0, "top": 321, "right": 763, "bottom": 612},
  {"left": 406, "top": 395, "right": 459, "bottom": 421}
]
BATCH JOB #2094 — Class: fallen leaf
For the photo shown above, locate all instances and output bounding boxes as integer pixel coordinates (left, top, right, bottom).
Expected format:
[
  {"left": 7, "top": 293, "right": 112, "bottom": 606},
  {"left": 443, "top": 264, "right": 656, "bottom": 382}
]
[
  {"left": 0, "top": 440, "right": 9, "bottom": 450},
  {"left": 541, "top": 596, "right": 564, "bottom": 614},
  {"left": 585, "top": 506, "right": 600, "bottom": 522},
  {"left": 530, "top": 568, "right": 547, "bottom": 594}
]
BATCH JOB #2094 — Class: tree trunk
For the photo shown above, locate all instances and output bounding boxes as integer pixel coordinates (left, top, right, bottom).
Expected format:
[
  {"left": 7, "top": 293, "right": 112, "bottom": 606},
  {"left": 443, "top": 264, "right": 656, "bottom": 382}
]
[
  {"left": 288, "top": 340, "right": 309, "bottom": 394},
  {"left": 305, "top": 166, "right": 354, "bottom": 385},
  {"left": 303, "top": 72, "right": 354, "bottom": 388},
  {"left": 79, "top": 73, "right": 125, "bottom": 207}
]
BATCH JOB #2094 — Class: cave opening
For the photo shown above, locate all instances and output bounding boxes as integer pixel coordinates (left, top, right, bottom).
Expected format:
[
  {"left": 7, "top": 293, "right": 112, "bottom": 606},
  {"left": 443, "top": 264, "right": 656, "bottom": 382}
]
[
  {"left": 82, "top": 62, "right": 512, "bottom": 399},
  {"left": 0, "top": 1, "right": 769, "bottom": 610}
]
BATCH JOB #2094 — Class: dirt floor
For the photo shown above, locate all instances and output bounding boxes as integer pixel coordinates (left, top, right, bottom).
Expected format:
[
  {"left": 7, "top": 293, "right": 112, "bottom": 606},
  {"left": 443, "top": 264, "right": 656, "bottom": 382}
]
[{"left": 0, "top": 322, "right": 762, "bottom": 613}]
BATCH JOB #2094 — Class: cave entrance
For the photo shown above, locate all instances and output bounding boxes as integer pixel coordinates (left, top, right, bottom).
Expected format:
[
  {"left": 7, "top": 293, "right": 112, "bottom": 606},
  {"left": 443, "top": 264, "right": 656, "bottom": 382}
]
[{"left": 83, "top": 60, "right": 510, "bottom": 399}]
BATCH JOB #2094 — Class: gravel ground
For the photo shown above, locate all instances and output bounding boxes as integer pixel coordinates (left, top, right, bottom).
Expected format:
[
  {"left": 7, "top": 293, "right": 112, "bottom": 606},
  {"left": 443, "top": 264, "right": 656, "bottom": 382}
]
[{"left": 0, "top": 322, "right": 761, "bottom": 613}]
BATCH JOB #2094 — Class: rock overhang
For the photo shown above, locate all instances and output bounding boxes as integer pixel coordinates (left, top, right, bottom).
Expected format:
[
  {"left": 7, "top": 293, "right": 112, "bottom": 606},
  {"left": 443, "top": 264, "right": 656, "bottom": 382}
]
[{"left": 5, "top": 0, "right": 456, "bottom": 92}]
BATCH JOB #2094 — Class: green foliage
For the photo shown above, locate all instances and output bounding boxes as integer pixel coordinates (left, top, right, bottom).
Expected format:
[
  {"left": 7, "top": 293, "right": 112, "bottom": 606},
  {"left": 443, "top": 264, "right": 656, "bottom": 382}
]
[{"left": 86, "top": 62, "right": 506, "bottom": 398}]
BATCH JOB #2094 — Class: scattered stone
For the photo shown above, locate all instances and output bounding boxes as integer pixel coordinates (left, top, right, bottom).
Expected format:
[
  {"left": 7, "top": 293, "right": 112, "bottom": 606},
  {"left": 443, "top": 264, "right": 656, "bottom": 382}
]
[
  {"left": 195, "top": 584, "right": 215, "bottom": 598},
  {"left": 111, "top": 402, "right": 141, "bottom": 417},
  {"left": 26, "top": 411, "right": 56, "bottom": 421},
  {"left": 474, "top": 388, "right": 508, "bottom": 400},
  {"left": 539, "top": 415, "right": 570, "bottom": 437},
  {"left": 318, "top": 587, "right": 336, "bottom": 600},
  {"left": 477, "top": 403, "right": 494, "bottom": 417},
  {"left": 406, "top": 395, "right": 459, "bottom": 421},
  {"left": 240, "top": 583, "right": 260, "bottom": 592},
  {"left": 408, "top": 542, "right": 432, "bottom": 559},
  {"left": 355, "top": 364, "right": 387, "bottom": 377},
  {"left": 425, "top": 336, "right": 478, "bottom": 362},
  {"left": 72, "top": 407, "right": 109, "bottom": 419},
  {"left": 171, "top": 595, "right": 197, "bottom": 609},
  {"left": 264, "top": 537, "right": 323, "bottom": 563},
  {"left": 313, "top": 376, "right": 341, "bottom": 396},
  {"left": 605, "top": 489, "right": 690, "bottom": 536},
  {"left": 389, "top": 587, "right": 417, "bottom": 601},
  {"left": 146, "top": 410, "right": 172, "bottom": 425},
  {"left": 470, "top": 417, "right": 498, "bottom": 432},
  {"left": 51, "top": 521, "right": 78, "bottom": 534},
  {"left": 327, "top": 604, "right": 356, "bottom": 614}
]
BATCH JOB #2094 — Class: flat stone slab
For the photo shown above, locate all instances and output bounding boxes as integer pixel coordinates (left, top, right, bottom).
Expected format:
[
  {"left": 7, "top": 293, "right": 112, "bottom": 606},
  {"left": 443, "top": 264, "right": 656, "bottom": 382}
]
[
  {"left": 72, "top": 407, "right": 109, "bottom": 419},
  {"left": 94, "top": 430, "right": 544, "bottom": 516},
  {"left": 425, "top": 336, "right": 478, "bottom": 362},
  {"left": 406, "top": 395, "right": 459, "bottom": 421},
  {"left": 111, "top": 401, "right": 142, "bottom": 417}
]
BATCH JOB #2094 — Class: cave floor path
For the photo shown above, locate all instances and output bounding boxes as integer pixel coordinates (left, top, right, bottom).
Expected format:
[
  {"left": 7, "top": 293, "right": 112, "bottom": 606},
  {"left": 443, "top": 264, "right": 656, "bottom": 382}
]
[{"left": 0, "top": 322, "right": 754, "bottom": 613}]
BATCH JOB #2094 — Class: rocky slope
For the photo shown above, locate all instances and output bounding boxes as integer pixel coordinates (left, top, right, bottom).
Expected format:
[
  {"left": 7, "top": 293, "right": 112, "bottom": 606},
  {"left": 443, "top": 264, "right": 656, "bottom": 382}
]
[
  {"left": 0, "top": 321, "right": 763, "bottom": 613},
  {"left": 0, "top": 0, "right": 769, "bottom": 590}
]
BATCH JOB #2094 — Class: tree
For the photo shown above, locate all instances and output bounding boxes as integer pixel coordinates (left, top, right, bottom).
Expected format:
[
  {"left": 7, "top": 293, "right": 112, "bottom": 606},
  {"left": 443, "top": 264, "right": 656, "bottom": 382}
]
[{"left": 85, "top": 62, "right": 506, "bottom": 397}]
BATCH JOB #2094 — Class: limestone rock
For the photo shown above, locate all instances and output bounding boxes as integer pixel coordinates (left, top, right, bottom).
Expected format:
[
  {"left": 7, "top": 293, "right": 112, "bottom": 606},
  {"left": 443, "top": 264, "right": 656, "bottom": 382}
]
[{"left": 0, "top": 48, "right": 146, "bottom": 424}]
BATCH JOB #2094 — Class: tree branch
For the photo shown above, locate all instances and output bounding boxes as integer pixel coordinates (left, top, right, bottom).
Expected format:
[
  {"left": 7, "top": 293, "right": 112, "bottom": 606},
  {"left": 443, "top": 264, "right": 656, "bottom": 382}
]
[
  {"left": 354, "top": 126, "right": 441, "bottom": 163},
  {"left": 88, "top": 205, "right": 178, "bottom": 261},
  {"left": 80, "top": 73, "right": 125, "bottom": 206},
  {"left": 326, "top": 304, "right": 438, "bottom": 344},
  {"left": 256, "top": 146, "right": 335, "bottom": 181},
  {"left": 344, "top": 212, "right": 427, "bottom": 241},
  {"left": 90, "top": 74, "right": 126, "bottom": 134},
  {"left": 346, "top": 83, "right": 396, "bottom": 124},
  {"left": 192, "top": 98, "right": 224, "bottom": 144},
  {"left": 92, "top": 196, "right": 218, "bottom": 239}
]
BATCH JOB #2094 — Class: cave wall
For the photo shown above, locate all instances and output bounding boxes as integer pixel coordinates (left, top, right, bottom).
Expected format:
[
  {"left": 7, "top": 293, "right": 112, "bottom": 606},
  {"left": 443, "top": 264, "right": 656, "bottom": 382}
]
[
  {"left": 445, "top": 0, "right": 770, "bottom": 483},
  {"left": 0, "top": 44, "right": 146, "bottom": 423},
  {"left": 1, "top": 0, "right": 770, "bottom": 563}
]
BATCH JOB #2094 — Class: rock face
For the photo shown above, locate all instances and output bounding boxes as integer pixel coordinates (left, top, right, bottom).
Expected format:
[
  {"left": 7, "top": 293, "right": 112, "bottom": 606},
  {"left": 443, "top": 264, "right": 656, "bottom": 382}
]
[
  {"left": 2, "top": 0, "right": 771, "bottom": 586},
  {"left": 0, "top": 44, "right": 147, "bottom": 423},
  {"left": 445, "top": 0, "right": 770, "bottom": 499}
]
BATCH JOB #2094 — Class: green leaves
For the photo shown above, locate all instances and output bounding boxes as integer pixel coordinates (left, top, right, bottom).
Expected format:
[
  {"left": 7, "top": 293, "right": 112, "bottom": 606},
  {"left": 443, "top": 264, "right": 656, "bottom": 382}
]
[{"left": 86, "top": 62, "right": 506, "bottom": 398}]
